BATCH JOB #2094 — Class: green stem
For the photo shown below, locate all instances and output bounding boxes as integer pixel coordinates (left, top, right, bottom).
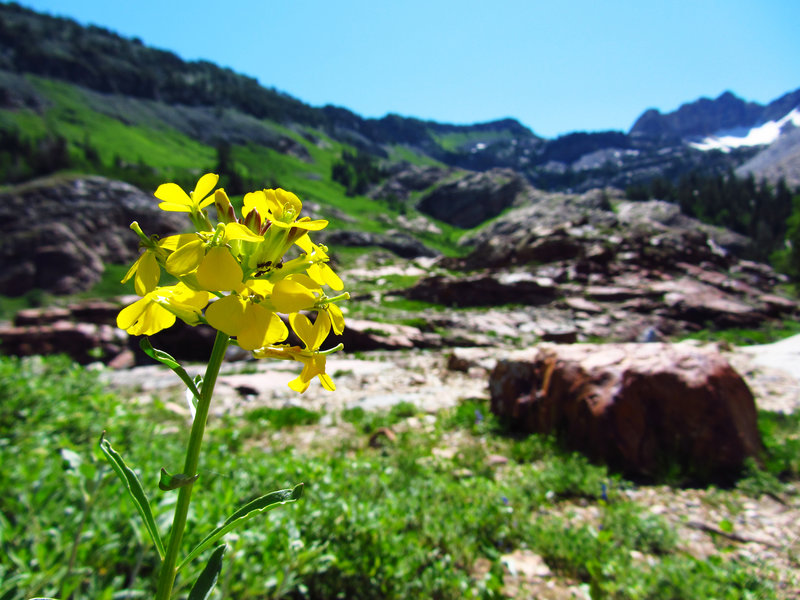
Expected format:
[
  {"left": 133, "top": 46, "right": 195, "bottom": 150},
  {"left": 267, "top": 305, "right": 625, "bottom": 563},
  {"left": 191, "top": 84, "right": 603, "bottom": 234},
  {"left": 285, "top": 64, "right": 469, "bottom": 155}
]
[{"left": 154, "top": 330, "right": 230, "bottom": 600}]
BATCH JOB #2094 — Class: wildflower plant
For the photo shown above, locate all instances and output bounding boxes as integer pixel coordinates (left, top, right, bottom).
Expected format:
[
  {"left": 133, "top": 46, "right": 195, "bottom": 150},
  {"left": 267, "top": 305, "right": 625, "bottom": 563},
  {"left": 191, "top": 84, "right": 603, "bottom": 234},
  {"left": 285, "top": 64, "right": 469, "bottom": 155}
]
[{"left": 101, "top": 174, "right": 349, "bottom": 599}]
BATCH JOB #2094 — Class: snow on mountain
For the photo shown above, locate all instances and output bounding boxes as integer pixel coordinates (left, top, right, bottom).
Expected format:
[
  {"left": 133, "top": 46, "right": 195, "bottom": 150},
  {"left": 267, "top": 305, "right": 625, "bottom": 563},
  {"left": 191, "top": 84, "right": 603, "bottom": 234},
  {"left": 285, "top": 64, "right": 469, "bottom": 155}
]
[{"left": 690, "top": 109, "right": 800, "bottom": 152}]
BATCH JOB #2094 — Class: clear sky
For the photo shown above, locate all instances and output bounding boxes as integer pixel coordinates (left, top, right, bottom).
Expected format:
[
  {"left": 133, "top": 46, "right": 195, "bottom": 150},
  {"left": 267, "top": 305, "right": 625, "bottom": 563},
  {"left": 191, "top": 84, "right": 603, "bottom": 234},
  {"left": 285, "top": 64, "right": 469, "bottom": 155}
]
[{"left": 11, "top": 0, "right": 800, "bottom": 138}]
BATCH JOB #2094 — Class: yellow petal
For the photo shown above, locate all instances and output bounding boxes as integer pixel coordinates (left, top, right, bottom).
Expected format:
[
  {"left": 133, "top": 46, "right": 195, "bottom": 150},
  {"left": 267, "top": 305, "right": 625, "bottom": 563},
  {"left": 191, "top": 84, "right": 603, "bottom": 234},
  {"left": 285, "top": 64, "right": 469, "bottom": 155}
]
[
  {"left": 289, "top": 313, "right": 315, "bottom": 349},
  {"left": 135, "top": 251, "right": 160, "bottom": 295},
  {"left": 170, "top": 284, "right": 211, "bottom": 310},
  {"left": 224, "top": 222, "right": 264, "bottom": 242},
  {"left": 319, "top": 371, "right": 336, "bottom": 391},
  {"left": 166, "top": 239, "right": 205, "bottom": 276},
  {"left": 117, "top": 296, "right": 175, "bottom": 336},
  {"left": 205, "top": 295, "right": 246, "bottom": 336},
  {"left": 295, "top": 234, "right": 313, "bottom": 254},
  {"left": 242, "top": 190, "right": 268, "bottom": 218},
  {"left": 263, "top": 188, "right": 302, "bottom": 221},
  {"left": 288, "top": 373, "right": 311, "bottom": 394},
  {"left": 307, "top": 263, "right": 344, "bottom": 290},
  {"left": 328, "top": 303, "right": 345, "bottom": 335},
  {"left": 117, "top": 295, "right": 151, "bottom": 330},
  {"left": 196, "top": 247, "right": 243, "bottom": 291},
  {"left": 287, "top": 355, "right": 333, "bottom": 393},
  {"left": 121, "top": 255, "right": 141, "bottom": 285},
  {"left": 245, "top": 278, "right": 274, "bottom": 296},
  {"left": 321, "top": 264, "right": 344, "bottom": 290},
  {"left": 274, "top": 188, "right": 303, "bottom": 215},
  {"left": 155, "top": 183, "right": 191, "bottom": 207},
  {"left": 290, "top": 217, "right": 328, "bottom": 231},
  {"left": 193, "top": 173, "right": 219, "bottom": 208},
  {"left": 156, "top": 285, "right": 210, "bottom": 326},
  {"left": 290, "top": 311, "right": 330, "bottom": 350},
  {"left": 237, "top": 304, "right": 287, "bottom": 350},
  {"left": 272, "top": 279, "right": 318, "bottom": 313},
  {"left": 157, "top": 202, "right": 192, "bottom": 213},
  {"left": 159, "top": 233, "right": 200, "bottom": 251}
]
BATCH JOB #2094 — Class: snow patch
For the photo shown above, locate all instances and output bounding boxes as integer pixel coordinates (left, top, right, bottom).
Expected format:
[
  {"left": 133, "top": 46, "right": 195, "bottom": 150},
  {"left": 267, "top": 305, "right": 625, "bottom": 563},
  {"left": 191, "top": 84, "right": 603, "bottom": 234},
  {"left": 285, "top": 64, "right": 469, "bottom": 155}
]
[{"left": 690, "top": 108, "right": 800, "bottom": 152}]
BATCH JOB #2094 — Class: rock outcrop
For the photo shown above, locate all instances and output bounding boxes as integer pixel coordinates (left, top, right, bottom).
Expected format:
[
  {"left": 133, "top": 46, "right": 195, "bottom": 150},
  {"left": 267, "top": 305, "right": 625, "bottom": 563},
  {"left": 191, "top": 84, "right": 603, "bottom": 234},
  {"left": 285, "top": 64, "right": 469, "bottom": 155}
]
[
  {"left": 400, "top": 193, "right": 795, "bottom": 341},
  {"left": 489, "top": 342, "right": 764, "bottom": 481},
  {"left": 416, "top": 168, "right": 528, "bottom": 228},
  {"left": 0, "top": 175, "right": 185, "bottom": 296}
]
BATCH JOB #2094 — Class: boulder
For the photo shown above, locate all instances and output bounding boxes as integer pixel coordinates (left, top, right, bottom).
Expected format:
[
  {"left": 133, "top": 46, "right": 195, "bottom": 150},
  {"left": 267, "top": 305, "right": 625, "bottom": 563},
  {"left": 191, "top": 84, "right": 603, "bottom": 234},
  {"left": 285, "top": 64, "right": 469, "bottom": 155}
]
[{"left": 489, "top": 342, "right": 763, "bottom": 481}]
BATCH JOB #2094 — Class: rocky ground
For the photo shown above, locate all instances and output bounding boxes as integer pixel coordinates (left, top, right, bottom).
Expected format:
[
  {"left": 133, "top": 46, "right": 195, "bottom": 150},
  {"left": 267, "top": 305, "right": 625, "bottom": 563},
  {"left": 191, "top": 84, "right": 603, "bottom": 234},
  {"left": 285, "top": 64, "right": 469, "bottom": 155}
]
[{"left": 97, "top": 336, "right": 800, "bottom": 598}]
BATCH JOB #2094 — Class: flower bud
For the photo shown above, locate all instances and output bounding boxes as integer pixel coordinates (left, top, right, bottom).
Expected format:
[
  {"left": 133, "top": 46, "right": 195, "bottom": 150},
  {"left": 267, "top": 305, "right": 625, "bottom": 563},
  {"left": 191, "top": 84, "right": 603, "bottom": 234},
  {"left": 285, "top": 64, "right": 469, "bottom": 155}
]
[
  {"left": 244, "top": 206, "right": 262, "bottom": 234},
  {"left": 214, "top": 189, "right": 237, "bottom": 224}
]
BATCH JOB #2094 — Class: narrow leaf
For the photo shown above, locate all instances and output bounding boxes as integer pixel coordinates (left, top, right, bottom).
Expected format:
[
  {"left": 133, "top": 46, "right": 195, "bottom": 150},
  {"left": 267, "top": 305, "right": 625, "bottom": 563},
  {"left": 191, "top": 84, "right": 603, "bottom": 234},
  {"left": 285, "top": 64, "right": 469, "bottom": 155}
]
[
  {"left": 140, "top": 338, "right": 201, "bottom": 399},
  {"left": 99, "top": 432, "right": 166, "bottom": 559},
  {"left": 187, "top": 544, "right": 227, "bottom": 600},
  {"left": 178, "top": 484, "right": 303, "bottom": 572},
  {"left": 159, "top": 467, "right": 199, "bottom": 491},
  {"left": 185, "top": 374, "right": 203, "bottom": 419}
]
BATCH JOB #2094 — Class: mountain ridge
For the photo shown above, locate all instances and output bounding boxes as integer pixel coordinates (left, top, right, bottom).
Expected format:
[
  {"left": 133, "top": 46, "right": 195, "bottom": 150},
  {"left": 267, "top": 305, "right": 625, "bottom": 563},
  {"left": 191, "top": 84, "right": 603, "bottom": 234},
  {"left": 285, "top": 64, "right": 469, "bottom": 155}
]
[{"left": 0, "top": 1, "right": 798, "bottom": 194}]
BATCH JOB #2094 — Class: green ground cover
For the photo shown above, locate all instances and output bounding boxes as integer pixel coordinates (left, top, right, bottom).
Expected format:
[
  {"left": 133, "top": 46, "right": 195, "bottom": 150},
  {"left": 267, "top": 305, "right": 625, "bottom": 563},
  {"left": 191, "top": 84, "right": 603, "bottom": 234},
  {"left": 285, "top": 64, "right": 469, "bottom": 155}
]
[{"left": 1, "top": 355, "right": 795, "bottom": 599}]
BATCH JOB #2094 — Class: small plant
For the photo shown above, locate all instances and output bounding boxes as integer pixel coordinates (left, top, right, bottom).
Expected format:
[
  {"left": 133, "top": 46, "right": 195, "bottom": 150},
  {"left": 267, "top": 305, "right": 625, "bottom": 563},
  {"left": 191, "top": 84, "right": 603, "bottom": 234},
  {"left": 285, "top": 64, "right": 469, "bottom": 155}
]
[
  {"left": 93, "top": 174, "right": 348, "bottom": 598},
  {"left": 244, "top": 406, "right": 322, "bottom": 429}
]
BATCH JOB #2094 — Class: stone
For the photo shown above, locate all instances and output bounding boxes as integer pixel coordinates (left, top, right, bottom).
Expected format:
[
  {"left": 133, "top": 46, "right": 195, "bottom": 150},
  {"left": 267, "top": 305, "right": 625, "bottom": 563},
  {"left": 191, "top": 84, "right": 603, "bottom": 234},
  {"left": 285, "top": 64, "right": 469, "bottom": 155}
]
[
  {"left": 652, "top": 278, "right": 766, "bottom": 328},
  {"left": 489, "top": 342, "right": 763, "bottom": 481}
]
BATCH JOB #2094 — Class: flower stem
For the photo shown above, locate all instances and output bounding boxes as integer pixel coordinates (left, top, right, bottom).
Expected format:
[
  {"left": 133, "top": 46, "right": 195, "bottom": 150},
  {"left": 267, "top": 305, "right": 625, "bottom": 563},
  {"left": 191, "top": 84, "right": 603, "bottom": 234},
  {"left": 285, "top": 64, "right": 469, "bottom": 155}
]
[{"left": 154, "top": 330, "right": 230, "bottom": 600}]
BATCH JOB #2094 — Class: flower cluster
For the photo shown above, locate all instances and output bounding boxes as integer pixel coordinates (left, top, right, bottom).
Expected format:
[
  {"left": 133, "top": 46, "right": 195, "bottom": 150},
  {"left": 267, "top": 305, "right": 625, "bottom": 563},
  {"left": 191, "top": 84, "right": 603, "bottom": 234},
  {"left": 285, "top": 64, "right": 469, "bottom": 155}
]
[{"left": 117, "top": 173, "right": 348, "bottom": 393}]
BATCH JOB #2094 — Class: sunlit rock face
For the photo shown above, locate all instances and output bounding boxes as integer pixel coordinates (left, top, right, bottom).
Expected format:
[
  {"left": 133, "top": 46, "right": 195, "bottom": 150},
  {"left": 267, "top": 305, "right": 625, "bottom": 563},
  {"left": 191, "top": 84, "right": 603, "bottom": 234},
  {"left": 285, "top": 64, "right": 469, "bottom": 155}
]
[
  {"left": 489, "top": 342, "right": 763, "bottom": 482},
  {"left": 0, "top": 175, "right": 184, "bottom": 296}
]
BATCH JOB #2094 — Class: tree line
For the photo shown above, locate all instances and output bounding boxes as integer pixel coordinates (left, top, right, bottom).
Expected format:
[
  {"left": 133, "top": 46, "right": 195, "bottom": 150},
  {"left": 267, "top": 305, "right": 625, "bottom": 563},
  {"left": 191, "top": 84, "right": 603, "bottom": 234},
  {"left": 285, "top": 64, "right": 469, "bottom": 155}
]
[{"left": 626, "top": 171, "right": 799, "bottom": 269}]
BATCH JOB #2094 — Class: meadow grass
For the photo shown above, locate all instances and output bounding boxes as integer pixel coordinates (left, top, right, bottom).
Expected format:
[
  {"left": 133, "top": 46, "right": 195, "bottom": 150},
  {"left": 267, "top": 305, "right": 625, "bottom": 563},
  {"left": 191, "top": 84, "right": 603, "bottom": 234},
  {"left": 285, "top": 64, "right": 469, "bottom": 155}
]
[{"left": 0, "top": 355, "right": 793, "bottom": 599}]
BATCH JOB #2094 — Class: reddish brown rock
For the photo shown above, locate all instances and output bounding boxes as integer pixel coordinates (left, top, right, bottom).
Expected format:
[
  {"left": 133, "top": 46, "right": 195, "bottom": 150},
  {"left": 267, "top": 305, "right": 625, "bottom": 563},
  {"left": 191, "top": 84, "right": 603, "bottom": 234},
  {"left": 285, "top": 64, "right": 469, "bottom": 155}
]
[
  {"left": 0, "top": 320, "right": 126, "bottom": 364},
  {"left": 489, "top": 342, "right": 763, "bottom": 481}
]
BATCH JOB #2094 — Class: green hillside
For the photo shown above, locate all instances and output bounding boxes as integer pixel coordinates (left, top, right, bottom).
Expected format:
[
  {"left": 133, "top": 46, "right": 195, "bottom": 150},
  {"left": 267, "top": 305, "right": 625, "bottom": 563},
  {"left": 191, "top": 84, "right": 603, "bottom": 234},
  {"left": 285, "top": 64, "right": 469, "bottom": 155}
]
[{"left": 0, "top": 69, "right": 458, "bottom": 241}]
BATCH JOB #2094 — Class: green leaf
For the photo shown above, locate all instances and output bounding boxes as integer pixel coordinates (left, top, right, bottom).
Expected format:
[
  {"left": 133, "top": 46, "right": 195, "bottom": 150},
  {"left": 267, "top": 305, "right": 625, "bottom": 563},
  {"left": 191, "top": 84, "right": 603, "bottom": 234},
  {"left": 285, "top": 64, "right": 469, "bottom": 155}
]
[
  {"left": 98, "top": 432, "right": 166, "bottom": 560},
  {"left": 188, "top": 544, "right": 227, "bottom": 600},
  {"left": 178, "top": 483, "right": 303, "bottom": 572},
  {"left": 159, "top": 467, "right": 199, "bottom": 491},
  {"left": 140, "top": 338, "right": 201, "bottom": 400}
]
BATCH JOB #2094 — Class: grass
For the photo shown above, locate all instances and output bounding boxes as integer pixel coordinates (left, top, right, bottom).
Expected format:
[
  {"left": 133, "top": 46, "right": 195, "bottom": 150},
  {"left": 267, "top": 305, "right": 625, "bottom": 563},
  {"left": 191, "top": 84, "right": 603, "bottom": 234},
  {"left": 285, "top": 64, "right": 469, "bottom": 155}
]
[
  {"left": 679, "top": 319, "right": 800, "bottom": 346},
  {"left": 1, "top": 355, "right": 795, "bottom": 599}
]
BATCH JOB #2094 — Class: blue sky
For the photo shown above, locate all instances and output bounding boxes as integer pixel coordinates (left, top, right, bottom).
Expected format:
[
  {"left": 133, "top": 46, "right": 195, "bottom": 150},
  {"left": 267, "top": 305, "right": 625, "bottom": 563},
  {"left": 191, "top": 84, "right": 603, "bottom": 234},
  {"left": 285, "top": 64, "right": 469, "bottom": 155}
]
[{"left": 12, "top": 0, "right": 800, "bottom": 138}]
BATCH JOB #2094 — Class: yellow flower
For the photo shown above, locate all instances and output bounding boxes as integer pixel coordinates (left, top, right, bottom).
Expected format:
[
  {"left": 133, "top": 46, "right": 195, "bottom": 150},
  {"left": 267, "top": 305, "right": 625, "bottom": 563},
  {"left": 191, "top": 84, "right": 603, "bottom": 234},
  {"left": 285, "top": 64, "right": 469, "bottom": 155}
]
[
  {"left": 287, "top": 311, "right": 335, "bottom": 393},
  {"left": 243, "top": 189, "right": 328, "bottom": 231},
  {"left": 295, "top": 235, "right": 343, "bottom": 290},
  {"left": 155, "top": 173, "right": 219, "bottom": 214},
  {"left": 117, "top": 283, "right": 210, "bottom": 336},
  {"left": 205, "top": 294, "right": 287, "bottom": 351}
]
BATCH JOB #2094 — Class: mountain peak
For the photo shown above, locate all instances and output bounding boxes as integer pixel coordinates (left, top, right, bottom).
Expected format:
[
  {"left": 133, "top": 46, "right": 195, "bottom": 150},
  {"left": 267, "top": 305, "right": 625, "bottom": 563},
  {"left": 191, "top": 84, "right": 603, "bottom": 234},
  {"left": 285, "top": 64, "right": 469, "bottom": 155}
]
[{"left": 630, "top": 91, "right": 764, "bottom": 140}]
